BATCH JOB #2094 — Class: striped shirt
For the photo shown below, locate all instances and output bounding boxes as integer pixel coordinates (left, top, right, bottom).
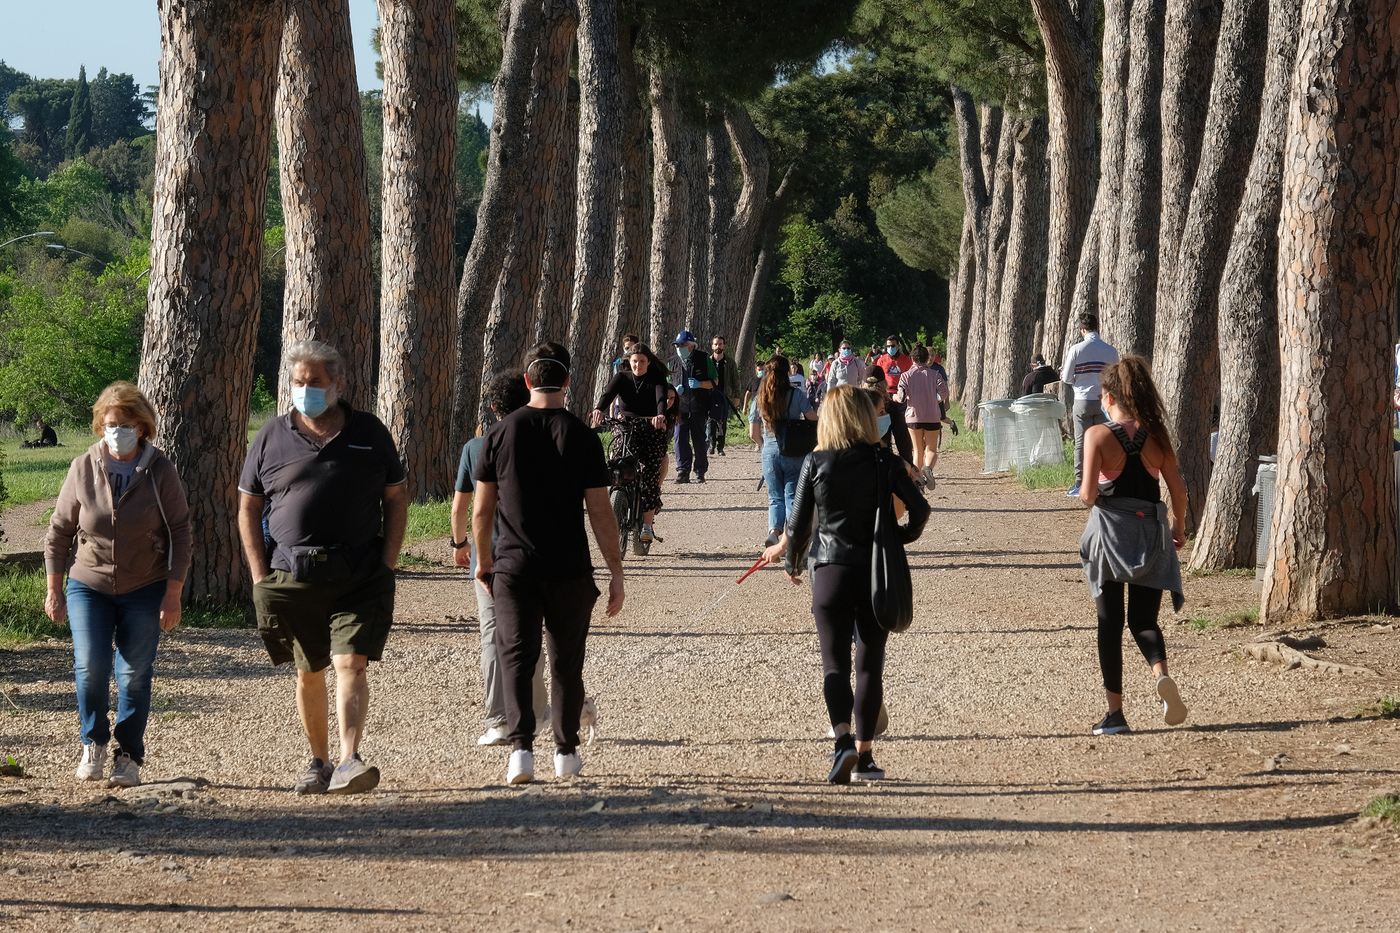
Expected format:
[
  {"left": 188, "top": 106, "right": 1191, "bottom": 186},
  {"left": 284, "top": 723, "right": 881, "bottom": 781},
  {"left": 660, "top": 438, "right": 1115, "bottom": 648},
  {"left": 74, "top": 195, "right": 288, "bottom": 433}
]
[{"left": 1060, "top": 332, "right": 1120, "bottom": 401}]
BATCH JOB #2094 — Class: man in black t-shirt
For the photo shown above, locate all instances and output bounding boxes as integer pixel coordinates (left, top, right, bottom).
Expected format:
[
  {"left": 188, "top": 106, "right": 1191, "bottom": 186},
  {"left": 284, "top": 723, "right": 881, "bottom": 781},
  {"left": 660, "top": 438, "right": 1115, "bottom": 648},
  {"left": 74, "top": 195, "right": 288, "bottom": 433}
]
[{"left": 473, "top": 341, "right": 625, "bottom": 785}]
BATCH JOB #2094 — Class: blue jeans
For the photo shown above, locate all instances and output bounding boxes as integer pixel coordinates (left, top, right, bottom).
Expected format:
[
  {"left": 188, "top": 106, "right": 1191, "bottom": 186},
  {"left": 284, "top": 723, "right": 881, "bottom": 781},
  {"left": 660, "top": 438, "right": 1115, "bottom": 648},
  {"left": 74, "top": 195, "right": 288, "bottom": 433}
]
[
  {"left": 761, "top": 442, "right": 807, "bottom": 532},
  {"left": 67, "top": 578, "right": 165, "bottom": 763}
]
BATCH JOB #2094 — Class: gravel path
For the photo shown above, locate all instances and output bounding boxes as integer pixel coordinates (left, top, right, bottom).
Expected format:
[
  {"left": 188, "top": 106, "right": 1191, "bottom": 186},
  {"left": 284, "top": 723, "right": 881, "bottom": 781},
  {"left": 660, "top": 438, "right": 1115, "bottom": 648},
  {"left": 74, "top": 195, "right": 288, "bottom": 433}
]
[{"left": 3, "top": 448, "right": 1400, "bottom": 930}]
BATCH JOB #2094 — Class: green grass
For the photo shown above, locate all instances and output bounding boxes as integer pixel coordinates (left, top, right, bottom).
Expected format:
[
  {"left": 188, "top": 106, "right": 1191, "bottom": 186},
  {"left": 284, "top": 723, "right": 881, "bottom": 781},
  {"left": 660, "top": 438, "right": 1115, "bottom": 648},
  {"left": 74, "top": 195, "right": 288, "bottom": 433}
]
[
  {"left": 940, "top": 401, "right": 985, "bottom": 454},
  {"left": 1360, "top": 793, "right": 1400, "bottom": 821},
  {"left": 1377, "top": 695, "right": 1400, "bottom": 719},
  {"left": 405, "top": 499, "right": 451, "bottom": 545},
  {"left": 0, "top": 428, "right": 88, "bottom": 508},
  {"left": 1187, "top": 607, "right": 1259, "bottom": 632},
  {"left": 183, "top": 600, "right": 252, "bottom": 629},
  {"left": 1012, "top": 440, "right": 1076, "bottom": 490},
  {"left": 0, "top": 568, "right": 63, "bottom": 645}
]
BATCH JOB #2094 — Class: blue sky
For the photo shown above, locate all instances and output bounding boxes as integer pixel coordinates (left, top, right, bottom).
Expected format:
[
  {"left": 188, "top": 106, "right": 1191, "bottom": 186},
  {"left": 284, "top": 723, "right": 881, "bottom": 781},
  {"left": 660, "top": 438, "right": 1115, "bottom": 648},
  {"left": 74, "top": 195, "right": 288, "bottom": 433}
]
[{"left": 0, "top": 0, "right": 385, "bottom": 95}]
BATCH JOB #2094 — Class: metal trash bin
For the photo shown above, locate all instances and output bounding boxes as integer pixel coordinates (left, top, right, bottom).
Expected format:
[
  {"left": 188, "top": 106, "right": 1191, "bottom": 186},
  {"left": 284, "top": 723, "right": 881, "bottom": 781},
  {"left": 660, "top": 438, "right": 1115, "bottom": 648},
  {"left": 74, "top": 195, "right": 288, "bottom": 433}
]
[
  {"left": 978, "top": 398, "right": 1019, "bottom": 474},
  {"left": 1253, "top": 455, "right": 1277, "bottom": 584},
  {"left": 1009, "top": 393, "right": 1068, "bottom": 469}
]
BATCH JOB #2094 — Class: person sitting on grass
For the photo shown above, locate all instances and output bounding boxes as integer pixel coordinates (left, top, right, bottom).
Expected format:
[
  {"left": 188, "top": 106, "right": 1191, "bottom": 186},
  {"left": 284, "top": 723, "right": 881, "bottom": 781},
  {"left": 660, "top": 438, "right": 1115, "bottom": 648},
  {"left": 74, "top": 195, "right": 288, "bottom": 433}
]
[{"left": 21, "top": 417, "right": 60, "bottom": 448}]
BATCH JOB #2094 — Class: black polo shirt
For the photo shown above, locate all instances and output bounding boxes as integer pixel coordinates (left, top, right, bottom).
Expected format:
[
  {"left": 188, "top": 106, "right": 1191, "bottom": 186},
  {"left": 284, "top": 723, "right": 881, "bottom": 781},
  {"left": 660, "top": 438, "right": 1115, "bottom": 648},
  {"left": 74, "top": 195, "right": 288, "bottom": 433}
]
[{"left": 238, "top": 402, "right": 406, "bottom": 571}]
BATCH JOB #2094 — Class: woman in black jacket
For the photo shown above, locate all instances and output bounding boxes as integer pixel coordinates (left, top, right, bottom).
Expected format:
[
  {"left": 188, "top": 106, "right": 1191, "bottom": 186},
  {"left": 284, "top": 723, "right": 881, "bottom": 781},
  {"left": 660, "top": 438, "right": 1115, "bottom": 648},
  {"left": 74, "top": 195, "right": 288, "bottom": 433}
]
[
  {"left": 762, "top": 385, "right": 930, "bottom": 783},
  {"left": 592, "top": 344, "right": 670, "bottom": 544}
]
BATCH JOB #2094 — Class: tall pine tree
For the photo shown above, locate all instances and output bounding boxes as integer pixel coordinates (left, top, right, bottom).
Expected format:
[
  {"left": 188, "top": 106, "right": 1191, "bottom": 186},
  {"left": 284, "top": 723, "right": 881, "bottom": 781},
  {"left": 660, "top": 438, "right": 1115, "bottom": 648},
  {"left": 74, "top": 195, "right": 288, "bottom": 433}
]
[{"left": 65, "top": 65, "right": 92, "bottom": 159}]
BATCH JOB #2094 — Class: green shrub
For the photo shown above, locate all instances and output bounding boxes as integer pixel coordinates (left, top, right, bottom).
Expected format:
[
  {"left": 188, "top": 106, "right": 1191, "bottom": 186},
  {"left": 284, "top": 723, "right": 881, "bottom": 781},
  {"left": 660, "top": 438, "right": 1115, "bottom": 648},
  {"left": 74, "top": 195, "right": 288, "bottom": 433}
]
[{"left": 249, "top": 373, "right": 276, "bottom": 415}]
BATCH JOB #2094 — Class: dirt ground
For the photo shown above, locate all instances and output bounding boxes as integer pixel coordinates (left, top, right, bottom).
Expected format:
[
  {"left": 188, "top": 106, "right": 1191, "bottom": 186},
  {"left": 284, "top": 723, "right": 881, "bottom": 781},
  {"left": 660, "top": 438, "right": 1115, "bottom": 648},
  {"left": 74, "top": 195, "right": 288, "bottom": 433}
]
[{"left": 3, "top": 447, "right": 1400, "bottom": 931}]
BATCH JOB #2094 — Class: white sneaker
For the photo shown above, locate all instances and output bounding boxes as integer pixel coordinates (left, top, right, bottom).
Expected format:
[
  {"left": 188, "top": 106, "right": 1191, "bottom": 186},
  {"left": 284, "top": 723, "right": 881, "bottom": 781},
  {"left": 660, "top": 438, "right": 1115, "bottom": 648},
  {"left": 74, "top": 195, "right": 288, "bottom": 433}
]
[
  {"left": 75, "top": 743, "right": 107, "bottom": 781},
  {"left": 107, "top": 750, "right": 140, "bottom": 788},
  {"left": 1157, "top": 674, "right": 1188, "bottom": 726},
  {"left": 507, "top": 749, "right": 535, "bottom": 785},
  {"left": 554, "top": 751, "right": 583, "bottom": 778},
  {"left": 477, "top": 726, "right": 509, "bottom": 746},
  {"left": 640, "top": 523, "right": 655, "bottom": 544}
]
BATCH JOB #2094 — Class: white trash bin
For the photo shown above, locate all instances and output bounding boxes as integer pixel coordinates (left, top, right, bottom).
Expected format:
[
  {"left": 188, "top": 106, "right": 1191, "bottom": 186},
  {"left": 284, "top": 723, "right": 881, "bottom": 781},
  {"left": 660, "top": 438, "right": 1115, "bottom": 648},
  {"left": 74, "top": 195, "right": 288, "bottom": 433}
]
[
  {"left": 1009, "top": 393, "right": 1068, "bottom": 469},
  {"left": 978, "top": 399, "right": 1018, "bottom": 474}
]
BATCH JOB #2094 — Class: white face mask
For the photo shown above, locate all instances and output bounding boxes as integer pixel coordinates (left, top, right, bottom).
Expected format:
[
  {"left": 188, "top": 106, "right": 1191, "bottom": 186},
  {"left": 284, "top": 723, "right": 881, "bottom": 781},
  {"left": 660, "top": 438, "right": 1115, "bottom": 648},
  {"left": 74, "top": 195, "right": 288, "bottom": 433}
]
[{"left": 104, "top": 425, "right": 139, "bottom": 457}]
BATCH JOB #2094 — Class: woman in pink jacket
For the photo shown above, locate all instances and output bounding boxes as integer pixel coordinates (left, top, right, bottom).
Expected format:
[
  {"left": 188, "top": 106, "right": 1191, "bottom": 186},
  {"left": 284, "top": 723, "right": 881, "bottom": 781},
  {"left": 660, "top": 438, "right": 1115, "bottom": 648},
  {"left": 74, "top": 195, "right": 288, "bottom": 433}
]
[{"left": 894, "top": 345, "right": 950, "bottom": 489}]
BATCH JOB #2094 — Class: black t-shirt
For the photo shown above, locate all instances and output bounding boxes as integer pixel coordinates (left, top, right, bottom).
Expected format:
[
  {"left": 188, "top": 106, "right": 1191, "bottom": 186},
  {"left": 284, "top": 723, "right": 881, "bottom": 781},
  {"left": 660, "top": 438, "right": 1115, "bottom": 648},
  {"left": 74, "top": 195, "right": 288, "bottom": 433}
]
[
  {"left": 745, "top": 374, "right": 762, "bottom": 399},
  {"left": 238, "top": 402, "right": 406, "bottom": 571},
  {"left": 1022, "top": 364, "right": 1059, "bottom": 396},
  {"left": 39, "top": 424, "right": 58, "bottom": 446},
  {"left": 594, "top": 372, "right": 667, "bottom": 418},
  {"left": 474, "top": 406, "right": 610, "bottom": 579}
]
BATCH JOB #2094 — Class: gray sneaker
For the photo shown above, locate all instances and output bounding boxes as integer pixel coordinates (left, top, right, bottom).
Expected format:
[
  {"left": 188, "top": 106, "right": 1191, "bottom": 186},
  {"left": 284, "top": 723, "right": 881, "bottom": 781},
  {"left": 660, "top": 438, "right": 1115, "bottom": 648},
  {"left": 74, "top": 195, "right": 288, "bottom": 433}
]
[
  {"left": 326, "top": 754, "right": 380, "bottom": 795},
  {"left": 293, "top": 758, "right": 333, "bottom": 795},
  {"left": 107, "top": 749, "right": 140, "bottom": 789}
]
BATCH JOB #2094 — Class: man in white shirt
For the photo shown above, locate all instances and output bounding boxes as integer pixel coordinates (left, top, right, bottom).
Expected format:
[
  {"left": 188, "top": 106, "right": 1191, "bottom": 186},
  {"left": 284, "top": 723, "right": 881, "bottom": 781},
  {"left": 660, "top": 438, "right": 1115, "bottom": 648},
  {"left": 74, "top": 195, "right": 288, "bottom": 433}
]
[{"left": 1060, "top": 313, "right": 1120, "bottom": 497}]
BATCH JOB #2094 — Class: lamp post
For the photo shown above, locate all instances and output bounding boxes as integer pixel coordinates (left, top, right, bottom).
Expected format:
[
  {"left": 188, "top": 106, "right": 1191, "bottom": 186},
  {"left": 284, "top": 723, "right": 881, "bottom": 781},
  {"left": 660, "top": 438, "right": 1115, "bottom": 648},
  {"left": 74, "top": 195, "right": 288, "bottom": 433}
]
[
  {"left": 0, "top": 231, "right": 57, "bottom": 251},
  {"left": 46, "top": 244, "right": 107, "bottom": 268}
]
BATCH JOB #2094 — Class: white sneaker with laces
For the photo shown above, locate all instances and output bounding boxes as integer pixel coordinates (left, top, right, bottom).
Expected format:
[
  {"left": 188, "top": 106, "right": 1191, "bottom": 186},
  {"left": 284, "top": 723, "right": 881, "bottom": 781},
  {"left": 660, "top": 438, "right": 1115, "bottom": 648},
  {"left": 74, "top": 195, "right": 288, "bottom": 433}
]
[
  {"left": 1157, "top": 674, "right": 1188, "bottom": 726},
  {"left": 640, "top": 523, "right": 655, "bottom": 544},
  {"left": 477, "top": 725, "right": 509, "bottom": 746},
  {"left": 75, "top": 743, "right": 107, "bottom": 781},
  {"left": 107, "top": 750, "right": 140, "bottom": 788},
  {"left": 507, "top": 749, "right": 535, "bottom": 785},
  {"left": 554, "top": 751, "right": 583, "bottom": 778}
]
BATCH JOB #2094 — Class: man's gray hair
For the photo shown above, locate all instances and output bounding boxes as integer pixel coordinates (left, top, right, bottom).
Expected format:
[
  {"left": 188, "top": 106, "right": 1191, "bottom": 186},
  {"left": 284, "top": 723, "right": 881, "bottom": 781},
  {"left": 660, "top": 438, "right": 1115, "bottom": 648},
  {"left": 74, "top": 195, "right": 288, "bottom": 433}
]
[{"left": 284, "top": 339, "right": 346, "bottom": 380}]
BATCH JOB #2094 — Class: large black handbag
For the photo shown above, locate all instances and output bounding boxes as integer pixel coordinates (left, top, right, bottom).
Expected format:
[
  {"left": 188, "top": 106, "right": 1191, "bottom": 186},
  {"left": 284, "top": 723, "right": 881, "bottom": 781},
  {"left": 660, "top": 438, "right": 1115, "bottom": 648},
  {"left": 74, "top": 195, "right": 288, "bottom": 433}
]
[
  {"left": 871, "top": 448, "right": 914, "bottom": 632},
  {"left": 773, "top": 388, "right": 818, "bottom": 457}
]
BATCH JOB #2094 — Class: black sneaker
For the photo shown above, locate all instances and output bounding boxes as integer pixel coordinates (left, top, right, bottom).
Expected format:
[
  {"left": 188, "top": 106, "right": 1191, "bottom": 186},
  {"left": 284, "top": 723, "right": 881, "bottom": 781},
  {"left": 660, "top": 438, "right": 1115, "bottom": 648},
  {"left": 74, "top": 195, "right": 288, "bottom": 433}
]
[
  {"left": 294, "top": 757, "right": 333, "bottom": 795},
  {"left": 676, "top": 473, "right": 690, "bottom": 484},
  {"left": 1092, "top": 709, "right": 1131, "bottom": 735},
  {"left": 827, "top": 734, "right": 858, "bottom": 785},
  {"left": 696, "top": 473, "right": 706, "bottom": 484},
  {"left": 853, "top": 751, "right": 884, "bottom": 780}
]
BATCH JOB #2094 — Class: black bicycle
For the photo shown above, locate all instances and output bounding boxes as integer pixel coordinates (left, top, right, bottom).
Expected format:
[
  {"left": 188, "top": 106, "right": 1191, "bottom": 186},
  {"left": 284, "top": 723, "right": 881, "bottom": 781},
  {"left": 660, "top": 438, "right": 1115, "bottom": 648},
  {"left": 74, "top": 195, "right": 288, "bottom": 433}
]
[{"left": 601, "top": 417, "right": 655, "bottom": 558}]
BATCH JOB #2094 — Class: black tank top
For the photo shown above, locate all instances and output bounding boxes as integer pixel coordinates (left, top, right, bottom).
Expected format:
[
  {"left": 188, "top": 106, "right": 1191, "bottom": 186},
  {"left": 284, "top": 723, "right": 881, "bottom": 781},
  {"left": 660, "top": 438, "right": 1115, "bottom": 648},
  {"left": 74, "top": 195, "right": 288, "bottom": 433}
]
[{"left": 1098, "top": 421, "right": 1161, "bottom": 502}]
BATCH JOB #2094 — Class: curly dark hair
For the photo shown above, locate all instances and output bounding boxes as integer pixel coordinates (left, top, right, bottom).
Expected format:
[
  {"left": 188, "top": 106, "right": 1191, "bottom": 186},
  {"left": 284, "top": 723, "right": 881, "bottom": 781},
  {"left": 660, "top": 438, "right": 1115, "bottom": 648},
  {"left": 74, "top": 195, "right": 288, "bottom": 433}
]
[{"left": 483, "top": 372, "right": 529, "bottom": 423}]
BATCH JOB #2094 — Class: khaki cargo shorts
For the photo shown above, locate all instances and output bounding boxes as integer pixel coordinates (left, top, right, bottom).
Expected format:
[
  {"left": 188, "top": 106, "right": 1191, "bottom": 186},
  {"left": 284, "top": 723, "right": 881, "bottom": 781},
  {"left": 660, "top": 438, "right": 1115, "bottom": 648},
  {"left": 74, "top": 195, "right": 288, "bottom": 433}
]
[{"left": 252, "top": 562, "right": 396, "bottom": 672}]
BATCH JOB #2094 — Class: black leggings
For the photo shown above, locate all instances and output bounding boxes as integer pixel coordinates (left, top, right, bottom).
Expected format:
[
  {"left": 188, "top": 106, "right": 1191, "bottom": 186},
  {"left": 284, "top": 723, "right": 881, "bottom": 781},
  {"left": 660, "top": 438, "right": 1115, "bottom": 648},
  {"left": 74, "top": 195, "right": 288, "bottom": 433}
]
[
  {"left": 811, "top": 562, "right": 889, "bottom": 741},
  {"left": 1096, "top": 580, "right": 1166, "bottom": 695}
]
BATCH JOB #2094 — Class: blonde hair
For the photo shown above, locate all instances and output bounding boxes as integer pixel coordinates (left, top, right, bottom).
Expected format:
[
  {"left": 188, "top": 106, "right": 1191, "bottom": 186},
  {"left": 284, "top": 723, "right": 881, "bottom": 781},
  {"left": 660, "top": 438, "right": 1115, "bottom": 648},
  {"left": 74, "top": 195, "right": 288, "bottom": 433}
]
[
  {"left": 817, "top": 384, "right": 879, "bottom": 451},
  {"left": 91, "top": 381, "right": 158, "bottom": 440}
]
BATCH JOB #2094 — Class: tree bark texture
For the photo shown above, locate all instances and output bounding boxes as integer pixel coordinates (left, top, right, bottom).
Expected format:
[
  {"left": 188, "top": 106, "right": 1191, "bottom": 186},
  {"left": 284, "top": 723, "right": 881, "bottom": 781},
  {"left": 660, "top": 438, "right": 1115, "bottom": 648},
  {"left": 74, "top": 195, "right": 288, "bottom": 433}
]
[
  {"left": 704, "top": 114, "right": 735, "bottom": 342},
  {"left": 566, "top": 0, "right": 622, "bottom": 415},
  {"left": 451, "top": 0, "right": 544, "bottom": 450},
  {"left": 1190, "top": 0, "right": 1300, "bottom": 572},
  {"left": 1153, "top": 0, "right": 1223, "bottom": 359},
  {"left": 952, "top": 88, "right": 993, "bottom": 427},
  {"left": 988, "top": 116, "right": 1051, "bottom": 403},
  {"left": 376, "top": 0, "right": 458, "bottom": 503},
  {"left": 141, "top": 0, "right": 282, "bottom": 604},
  {"left": 1029, "top": 0, "right": 1099, "bottom": 365},
  {"left": 1157, "top": 0, "right": 1269, "bottom": 536},
  {"left": 982, "top": 110, "right": 1018, "bottom": 365},
  {"left": 648, "top": 68, "right": 691, "bottom": 348},
  {"left": 1088, "top": 0, "right": 1132, "bottom": 332},
  {"left": 735, "top": 164, "right": 794, "bottom": 378},
  {"left": 1111, "top": 0, "right": 1166, "bottom": 358},
  {"left": 946, "top": 211, "right": 976, "bottom": 397},
  {"left": 718, "top": 106, "right": 769, "bottom": 343},
  {"left": 482, "top": 0, "right": 576, "bottom": 385},
  {"left": 535, "top": 76, "right": 580, "bottom": 345},
  {"left": 1261, "top": 0, "right": 1400, "bottom": 621},
  {"left": 684, "top": 119, "right": 711, "bottom": 336},
  {"left": 275, "top": 0, "right": 375, "bottom": 412},
  {"left": 599, "top": 20, "right": 648, "bottom": 399}
]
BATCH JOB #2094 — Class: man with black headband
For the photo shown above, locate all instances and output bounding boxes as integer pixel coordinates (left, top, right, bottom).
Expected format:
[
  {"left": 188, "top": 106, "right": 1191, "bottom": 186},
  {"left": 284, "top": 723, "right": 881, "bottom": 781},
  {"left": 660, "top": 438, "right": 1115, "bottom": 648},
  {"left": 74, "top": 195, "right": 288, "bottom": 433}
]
[{"left": 472, "top": 341, "right": 625, "bottom": 785}]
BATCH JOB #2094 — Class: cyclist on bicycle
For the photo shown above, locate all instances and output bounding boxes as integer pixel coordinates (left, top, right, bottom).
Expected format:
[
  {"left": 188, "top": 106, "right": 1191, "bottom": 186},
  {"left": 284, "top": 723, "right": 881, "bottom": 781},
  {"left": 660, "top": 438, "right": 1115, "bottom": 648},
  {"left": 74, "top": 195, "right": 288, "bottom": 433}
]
[{"left": 591, "top": 344, "right": 669, "bottom": 546}]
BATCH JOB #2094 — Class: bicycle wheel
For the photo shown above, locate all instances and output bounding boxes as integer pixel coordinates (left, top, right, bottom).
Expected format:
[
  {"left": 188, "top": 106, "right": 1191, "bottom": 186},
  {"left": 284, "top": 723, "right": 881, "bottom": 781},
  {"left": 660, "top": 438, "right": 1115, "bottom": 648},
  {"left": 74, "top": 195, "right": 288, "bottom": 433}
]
[{"left": 611, "top": 486, "right": 630, "bottom": 557}]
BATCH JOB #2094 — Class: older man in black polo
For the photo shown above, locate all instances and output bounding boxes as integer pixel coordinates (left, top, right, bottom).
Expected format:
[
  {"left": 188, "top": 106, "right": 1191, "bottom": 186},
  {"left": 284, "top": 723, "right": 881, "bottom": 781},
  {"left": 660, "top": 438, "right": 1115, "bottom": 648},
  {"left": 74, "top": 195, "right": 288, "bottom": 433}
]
[{"left": 237, "top": 339, "right": 407, "bottom": 796}]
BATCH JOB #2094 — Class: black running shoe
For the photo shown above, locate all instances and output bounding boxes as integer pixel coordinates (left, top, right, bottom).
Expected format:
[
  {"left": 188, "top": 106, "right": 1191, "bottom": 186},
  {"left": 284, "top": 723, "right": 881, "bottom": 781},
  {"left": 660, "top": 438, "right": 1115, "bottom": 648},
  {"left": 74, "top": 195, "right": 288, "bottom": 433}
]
[
  {"left": 853, "top": 751, "right": 884, "bottom": 781},
  {"left": 675, "top": 473, "right": 690, "bottom": 484},
  {"left": 1092, "top": 709, "right": 1131, "bottom": 735},
  {"left": 827, "top": 734, "right": 858, "bottom": 785},
  {"left": 696, "top": 473, "right": 706, "bottom": 484}
]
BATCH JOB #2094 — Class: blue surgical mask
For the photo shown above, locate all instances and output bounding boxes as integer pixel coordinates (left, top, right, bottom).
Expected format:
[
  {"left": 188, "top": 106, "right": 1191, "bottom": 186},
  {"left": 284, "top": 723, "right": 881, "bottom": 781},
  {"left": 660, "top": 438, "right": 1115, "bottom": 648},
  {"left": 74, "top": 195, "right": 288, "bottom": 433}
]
[
  {"left": 292, "top": 386, "right": 329, "bottom": 419},
  {"left": 887, "top": 346, "right": 899, "bottom": 357},
  {"left": 103, "top": 425, "right": 139, "bottom": 457},
  {"left": 677, "top": 345, "right": 692, "bottom": 360},
  {"left": 840, "top": 348, "right": 852, "bottom": 359},
  {"left": 877, "top": 414, "right": 891, "bottom": 436}
]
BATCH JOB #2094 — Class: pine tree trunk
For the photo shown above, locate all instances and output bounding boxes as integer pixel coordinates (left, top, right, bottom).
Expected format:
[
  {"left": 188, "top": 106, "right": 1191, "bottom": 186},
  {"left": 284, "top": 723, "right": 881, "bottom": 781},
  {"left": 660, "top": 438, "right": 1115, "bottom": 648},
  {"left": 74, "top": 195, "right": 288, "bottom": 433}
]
[
  {"left": 1111, "top": 0, "right": 1166, "bottom": 357},
  {"left": 275, "top": 0, "right": 375, "bottom": 411},
  {"left": 735, "top": 165, "right": 794, "bottom": 377},
  {"left": 1029, "top": 0, "right": 1099, "bottom": 368},
  {"left": 947, "top": 212, "right": 975, "bottom": 398},
  {"left": 141, "top": 0, "right": 282, "bottom": 604},
  {"left": 648, "top": 68, "right": 691, "bottom": 348},
  {"left": 451, "top": 0, "right": 544, "bottom": 451},
  {"left": 1153, "top": 0, "right": 1223, "bottom": 359},
  {"left": 684, "top": 120, "right": 710, "bottom": 335},
  {"left": 376, "top": 0, "right": 458, "bottom": 503},
  {"left": 982, "top": 110, "right": 1017, "bottom": 366},
  {"left": 598, "top": 20, "right": 648, "bottom": 397},
  {"left": 989, "top": 115, "right": 1051, "bottom": 402},
  {"left": 719, "top": 105, "right": 769, "bottom": 342},
  {"left": 952, "top": 87, "right": 993, "bottom": 428},
  {"left": 534, "top": 73, "right": 580, "bottom": 344},
  {"left": 1261, "top": 0, "right": 1400, "bottom": 621},
  {"left": 1158, "top": 0, "right": 1269, "bottom": 536},
  {"left": 567, "top": 0, "right": 622, "bottom": 416},
  {"left": 704, "top": 114, "right": 735, "bottom": 342},
  {"left": 1190, "top": 0, "right": 1300, "bottom": 572}
]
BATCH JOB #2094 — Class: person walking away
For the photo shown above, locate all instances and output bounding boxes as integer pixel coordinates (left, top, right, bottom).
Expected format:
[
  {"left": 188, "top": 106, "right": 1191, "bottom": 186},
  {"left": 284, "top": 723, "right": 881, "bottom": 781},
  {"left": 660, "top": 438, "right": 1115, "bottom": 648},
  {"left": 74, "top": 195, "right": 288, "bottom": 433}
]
[
  {"left": 895, "top": 346, "right": 949, "bottom": 489},
  {"left": 451, "top": 372, "right": 549, "bottom": 747},
  {"left": 473, "top": 342, "right": 625, "bottom": 784},
  {"left": 1079, "top": 357, "right": 1189, "bottom": 735},
  {"left": 593, "top": 343, "right": 670, "bottom": 547},
  {"left": 742, "top": 364, "right": 765, "bottom": 425},
  {"left": 929, "top": 351, "right": 948, "bottom": 383},
  {"left": 870, "top": 335, "right": 913, "bottom": 396},
  {"left": 1022, "top": 354, "right": 1060, "bottom": 397},
  {"left": 706, "top": 335, "right": 741, "bottom": 457},
  {"left": 826, "top": 340, "right": 867, "bottom": 391},
  {"left": 238, "top": 340, "right": 407, "bottom": 796},
  {"left": 749, "top": 355, "right": 817, "bottom": 547},
  {"left": 762, "top": 385, "right": 929, "bottom": 783},
  {"left": 863, "top": 376, "right": 915, "bottom": 470},
  {"left": 1060, "top": 312, "right": 1120, "bottom": 497},
  {"left": 667, "top": 330, "right": 715, "bottom": 483},
  {"left": 44, "top": 382, "right": 192, "bottom": 788}
]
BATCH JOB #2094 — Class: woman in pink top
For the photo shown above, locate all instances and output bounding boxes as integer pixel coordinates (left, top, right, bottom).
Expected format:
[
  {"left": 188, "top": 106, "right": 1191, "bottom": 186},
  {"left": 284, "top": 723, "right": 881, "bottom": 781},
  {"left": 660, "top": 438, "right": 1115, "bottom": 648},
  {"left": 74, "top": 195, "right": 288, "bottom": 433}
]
[{"left": 894, "top": 345, "right": 949, "bottom": 488}]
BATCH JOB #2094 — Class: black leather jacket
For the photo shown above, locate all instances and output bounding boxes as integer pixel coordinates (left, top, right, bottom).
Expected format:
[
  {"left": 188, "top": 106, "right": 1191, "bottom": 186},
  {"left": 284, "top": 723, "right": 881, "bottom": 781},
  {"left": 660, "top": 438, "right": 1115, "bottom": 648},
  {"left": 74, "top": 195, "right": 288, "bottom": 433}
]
[{"left": 784, "top": 444, "right": 930, "bottom": 576}]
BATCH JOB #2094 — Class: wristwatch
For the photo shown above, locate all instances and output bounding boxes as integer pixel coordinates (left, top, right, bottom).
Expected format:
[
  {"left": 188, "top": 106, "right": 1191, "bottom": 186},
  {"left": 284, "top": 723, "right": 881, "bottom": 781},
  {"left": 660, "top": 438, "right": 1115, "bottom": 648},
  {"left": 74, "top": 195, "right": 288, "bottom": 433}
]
[{"left": 450, "top": 536, "right": 470, "bottom": 550}]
